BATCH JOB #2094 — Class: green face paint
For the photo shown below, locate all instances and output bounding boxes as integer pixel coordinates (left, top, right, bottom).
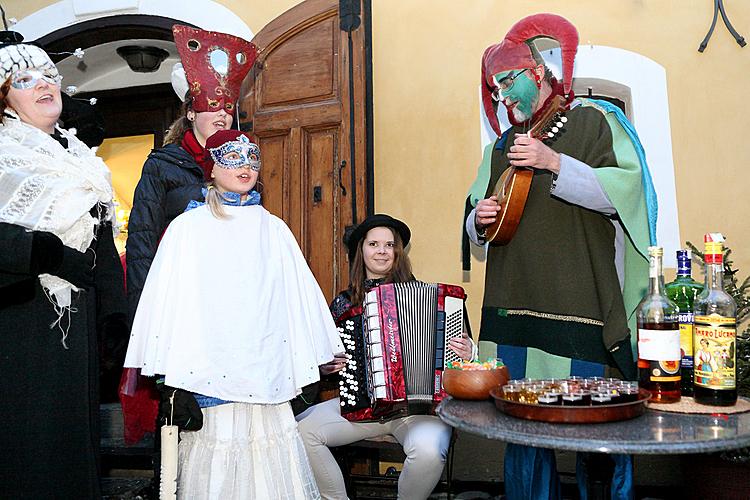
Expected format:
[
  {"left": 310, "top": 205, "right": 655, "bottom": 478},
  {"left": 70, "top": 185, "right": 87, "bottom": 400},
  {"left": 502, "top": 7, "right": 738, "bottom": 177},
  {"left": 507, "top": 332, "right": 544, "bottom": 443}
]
[{"left": 493, "top": 69, "right": 539, "bottom": 122}]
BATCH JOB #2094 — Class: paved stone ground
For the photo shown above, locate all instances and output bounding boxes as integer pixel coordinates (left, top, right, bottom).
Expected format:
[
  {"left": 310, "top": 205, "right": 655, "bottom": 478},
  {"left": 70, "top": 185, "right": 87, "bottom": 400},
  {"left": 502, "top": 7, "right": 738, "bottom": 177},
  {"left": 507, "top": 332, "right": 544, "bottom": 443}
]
[
  {"left": 340, "top": 431, "right": 687, "bottom": 499},
  {"left": 100, "top": 413, "right": 707, "bottom": 500},
  {"left": 443, "top": 431, "right": 685, "bottom": 500}
]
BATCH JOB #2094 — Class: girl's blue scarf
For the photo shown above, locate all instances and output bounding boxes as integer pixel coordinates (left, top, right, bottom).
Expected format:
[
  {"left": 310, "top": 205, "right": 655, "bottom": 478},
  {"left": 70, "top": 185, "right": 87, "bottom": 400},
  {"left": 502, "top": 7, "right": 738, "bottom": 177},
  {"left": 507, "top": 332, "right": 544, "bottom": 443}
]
[{"left": 185, "top": 187, "right": 261, "bottom": 212}]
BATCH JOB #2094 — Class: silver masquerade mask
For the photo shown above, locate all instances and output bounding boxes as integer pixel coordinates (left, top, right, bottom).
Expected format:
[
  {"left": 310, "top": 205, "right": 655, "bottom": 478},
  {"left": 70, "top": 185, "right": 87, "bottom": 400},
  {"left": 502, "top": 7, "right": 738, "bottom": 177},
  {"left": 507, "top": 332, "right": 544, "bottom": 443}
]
[
  {"left": 207, "top": 134, "right": 261, "bottom": 171},
  {"left": 10, "top": 68, "right": 62, "bottom": 89}
]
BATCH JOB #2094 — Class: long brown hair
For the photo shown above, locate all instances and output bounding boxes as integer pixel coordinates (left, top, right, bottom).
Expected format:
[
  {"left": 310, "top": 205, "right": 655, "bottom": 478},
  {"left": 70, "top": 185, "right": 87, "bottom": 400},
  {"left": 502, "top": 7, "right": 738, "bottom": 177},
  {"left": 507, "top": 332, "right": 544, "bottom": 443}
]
[
  {"left": 163, "top": 97, "right": 194, "bottom": 145},
  {"left": 0, "top": 78, "right": 12, "bottom": 124},
  {"left": 348, "top": 227, "right": 412, "bottom": 304}
]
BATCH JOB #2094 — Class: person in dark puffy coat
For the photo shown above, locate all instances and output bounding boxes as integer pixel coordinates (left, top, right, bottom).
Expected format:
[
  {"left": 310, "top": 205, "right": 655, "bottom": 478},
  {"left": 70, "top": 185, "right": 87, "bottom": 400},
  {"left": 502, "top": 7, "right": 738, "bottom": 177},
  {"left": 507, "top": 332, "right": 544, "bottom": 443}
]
[
  {"left": 125, "top": 98, "right": 233, "bottom": 322},
  {"left": 126, "top": 24, "right": 255, "bottom": 324}
]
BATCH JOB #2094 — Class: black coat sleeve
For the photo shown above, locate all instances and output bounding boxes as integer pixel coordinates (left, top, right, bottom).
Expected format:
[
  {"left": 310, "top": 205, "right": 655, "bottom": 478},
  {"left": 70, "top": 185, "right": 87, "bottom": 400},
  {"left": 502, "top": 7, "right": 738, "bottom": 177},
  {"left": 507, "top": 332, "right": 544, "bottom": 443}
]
[
  {"left": 93, "top": 221, "right": 129, "bottom": 399},
  {"left": 94, "top": 221, "right": 127, "bottom": 323},
  {"left": 126, "top": 156, "right": 167, "bottom": 324},
  {"left": 0, "top": 222, "right": 37, "bottom": 300},
  {"left": 0, "top": 222, "right": 35, "bottom": 284}
]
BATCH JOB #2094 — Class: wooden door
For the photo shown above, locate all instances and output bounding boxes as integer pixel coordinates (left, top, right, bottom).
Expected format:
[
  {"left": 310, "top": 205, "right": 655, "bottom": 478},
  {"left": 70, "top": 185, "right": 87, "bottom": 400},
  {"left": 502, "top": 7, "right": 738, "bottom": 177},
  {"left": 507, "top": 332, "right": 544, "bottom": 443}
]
[{"left": 240, "top": 0, "right": 369, "bottom": 302}]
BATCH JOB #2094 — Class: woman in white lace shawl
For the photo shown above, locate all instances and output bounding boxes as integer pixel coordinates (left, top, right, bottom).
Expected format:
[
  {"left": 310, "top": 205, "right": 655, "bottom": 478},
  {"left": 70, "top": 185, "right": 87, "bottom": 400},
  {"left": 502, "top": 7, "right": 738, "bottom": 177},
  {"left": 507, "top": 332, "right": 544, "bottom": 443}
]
[{"left": 0, "top": 33, "right": 127, "bottom": 498}]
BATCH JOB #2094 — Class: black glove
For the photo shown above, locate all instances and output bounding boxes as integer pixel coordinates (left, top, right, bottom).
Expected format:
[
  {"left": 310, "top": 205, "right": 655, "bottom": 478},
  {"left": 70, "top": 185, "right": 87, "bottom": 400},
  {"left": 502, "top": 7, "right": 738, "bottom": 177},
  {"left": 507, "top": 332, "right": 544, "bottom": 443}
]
[
  {"left": 30, "top": 231, "right": 64, "bottom": 275},
  {"left": 157, "top": 384, "right": 203, "bottom": 431},
  {"left": 290, "top": 382, "right": 320, "bottom": 416},
  {"left": 98, "top": 313, "right": 130, "bottom": 403},
  {"left": 99, "top": 313, "right": 129, "bottom": 369},
  {"left": 55, "top": 246, "right": 95, "bottom": 288}
]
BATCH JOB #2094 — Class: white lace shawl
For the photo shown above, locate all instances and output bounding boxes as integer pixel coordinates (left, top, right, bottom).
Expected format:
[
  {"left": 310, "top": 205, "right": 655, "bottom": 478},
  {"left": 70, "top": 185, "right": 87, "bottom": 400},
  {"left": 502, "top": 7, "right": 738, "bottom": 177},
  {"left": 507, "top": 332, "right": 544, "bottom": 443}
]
[{"left": 0, "top": 112, "right": 115, "bottom": 310}]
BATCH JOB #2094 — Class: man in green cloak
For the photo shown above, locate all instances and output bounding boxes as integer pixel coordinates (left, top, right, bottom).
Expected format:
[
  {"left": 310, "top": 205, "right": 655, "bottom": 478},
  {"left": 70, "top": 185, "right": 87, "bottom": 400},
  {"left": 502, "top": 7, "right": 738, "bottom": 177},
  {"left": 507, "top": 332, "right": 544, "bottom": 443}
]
[{"left": 464, "top": 13, "right": 658, "bottom": 500}]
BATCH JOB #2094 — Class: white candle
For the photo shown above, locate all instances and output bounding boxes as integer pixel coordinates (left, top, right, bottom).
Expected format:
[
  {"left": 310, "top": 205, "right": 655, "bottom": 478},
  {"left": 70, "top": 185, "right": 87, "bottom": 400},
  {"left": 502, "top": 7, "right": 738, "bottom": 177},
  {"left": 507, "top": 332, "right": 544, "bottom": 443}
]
[{"left": 160, "top": 424, "right": 178, "bottom": 500}]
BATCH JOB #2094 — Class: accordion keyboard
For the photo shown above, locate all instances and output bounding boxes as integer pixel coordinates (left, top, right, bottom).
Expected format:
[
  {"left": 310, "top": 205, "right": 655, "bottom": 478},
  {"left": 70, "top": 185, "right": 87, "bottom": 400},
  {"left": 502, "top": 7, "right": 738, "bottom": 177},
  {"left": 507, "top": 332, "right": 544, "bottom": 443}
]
[
  {"left": 337, "top": 281, "right": 466, "bottom": 420},
  {"left": 338, "top": 316, "right": 371, "bottom": 412}
]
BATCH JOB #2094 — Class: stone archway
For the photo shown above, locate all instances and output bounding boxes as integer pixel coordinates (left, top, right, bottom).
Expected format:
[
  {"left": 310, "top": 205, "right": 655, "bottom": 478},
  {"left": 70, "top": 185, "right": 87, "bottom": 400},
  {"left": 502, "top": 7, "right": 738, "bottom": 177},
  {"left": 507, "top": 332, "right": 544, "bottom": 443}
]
[{"left": 12, "top": 0, "right": 252, "bottom": 41}]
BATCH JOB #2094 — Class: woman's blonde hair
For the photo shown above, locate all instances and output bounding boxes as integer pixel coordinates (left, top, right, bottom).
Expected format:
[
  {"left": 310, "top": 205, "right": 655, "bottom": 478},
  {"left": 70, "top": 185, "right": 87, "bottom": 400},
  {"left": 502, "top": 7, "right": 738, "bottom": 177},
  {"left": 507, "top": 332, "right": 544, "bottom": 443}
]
[
  {"left": 205, "top": 184, "right": 230, "bottom": 219},
  {"left": 204, "top": 176, "right": 264, "bottom": 219}
]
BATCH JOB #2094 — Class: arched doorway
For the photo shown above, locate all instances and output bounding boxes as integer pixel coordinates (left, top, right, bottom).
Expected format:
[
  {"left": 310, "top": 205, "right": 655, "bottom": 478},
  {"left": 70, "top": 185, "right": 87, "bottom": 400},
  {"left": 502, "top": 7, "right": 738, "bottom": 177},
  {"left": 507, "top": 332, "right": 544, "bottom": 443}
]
[
  {"left": 38, "top": 16, "right": 188, "bottom": 146},
  {"left": 19, "top": 0, "right": 374, "bottom": 301},
  {"left": 14, "top": 3, "right": 256, "bottom": 254},
  {"left": 9, "top": 2, "right": 374, "bottom": 494}
]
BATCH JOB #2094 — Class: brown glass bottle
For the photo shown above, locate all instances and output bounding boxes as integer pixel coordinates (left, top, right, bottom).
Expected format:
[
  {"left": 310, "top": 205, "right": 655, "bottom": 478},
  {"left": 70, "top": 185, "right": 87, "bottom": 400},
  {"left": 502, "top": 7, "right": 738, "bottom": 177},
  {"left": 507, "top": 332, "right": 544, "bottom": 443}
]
[
  {"left": 637, "top": 247, "right": 681, "bottom": 403},
  {"left": 637, "top": 320, "right": 681, "bottom": 402}
]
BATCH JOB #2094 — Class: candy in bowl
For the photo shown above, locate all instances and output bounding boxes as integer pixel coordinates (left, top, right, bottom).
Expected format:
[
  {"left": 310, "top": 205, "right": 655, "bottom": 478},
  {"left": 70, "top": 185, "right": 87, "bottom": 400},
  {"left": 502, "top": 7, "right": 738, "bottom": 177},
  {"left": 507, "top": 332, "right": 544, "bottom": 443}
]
[{"left": 442, "top": 360, "right": 509, "bottom": 400}]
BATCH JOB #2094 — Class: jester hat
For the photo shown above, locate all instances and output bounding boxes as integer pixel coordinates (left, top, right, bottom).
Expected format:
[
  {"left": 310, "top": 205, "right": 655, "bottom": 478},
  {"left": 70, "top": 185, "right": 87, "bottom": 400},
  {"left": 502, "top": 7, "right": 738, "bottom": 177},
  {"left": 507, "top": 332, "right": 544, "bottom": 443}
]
[
  {"left": 172, "top": 25, "right": 258, "bottom": 113},
  {"left": 481, "top": 14, "right": 579, "bottom": 137}
]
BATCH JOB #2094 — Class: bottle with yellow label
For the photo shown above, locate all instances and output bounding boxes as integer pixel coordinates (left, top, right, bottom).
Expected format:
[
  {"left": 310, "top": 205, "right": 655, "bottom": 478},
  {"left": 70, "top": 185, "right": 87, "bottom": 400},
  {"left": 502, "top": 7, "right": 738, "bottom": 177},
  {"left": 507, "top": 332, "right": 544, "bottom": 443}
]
[{"left": 693, "top": 233, "right": 737, "bottom": 406}]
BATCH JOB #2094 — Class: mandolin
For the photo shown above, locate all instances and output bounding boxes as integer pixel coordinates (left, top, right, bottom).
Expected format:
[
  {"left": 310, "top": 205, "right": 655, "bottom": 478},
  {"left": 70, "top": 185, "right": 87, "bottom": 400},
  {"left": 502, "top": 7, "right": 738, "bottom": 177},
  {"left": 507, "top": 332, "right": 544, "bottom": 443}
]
[{"left": 484, "top": 94, "right": 568, "bottom": 245}]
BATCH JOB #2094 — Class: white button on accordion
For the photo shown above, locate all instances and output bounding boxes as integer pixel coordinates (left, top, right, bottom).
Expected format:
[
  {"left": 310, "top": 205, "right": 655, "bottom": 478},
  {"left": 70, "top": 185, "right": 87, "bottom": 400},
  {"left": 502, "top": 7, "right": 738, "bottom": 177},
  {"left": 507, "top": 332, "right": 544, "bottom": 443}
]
[{"left": 337, "top": 281, "right": 466, "bottom": 421}]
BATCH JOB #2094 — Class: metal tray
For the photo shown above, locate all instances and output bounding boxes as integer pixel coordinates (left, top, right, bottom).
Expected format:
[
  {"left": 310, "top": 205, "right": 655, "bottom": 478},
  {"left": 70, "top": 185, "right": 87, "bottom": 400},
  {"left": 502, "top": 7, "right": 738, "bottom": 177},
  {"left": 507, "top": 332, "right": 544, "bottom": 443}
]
[{"left": 489, "top": 387, "right": 651, "bottom": 424}]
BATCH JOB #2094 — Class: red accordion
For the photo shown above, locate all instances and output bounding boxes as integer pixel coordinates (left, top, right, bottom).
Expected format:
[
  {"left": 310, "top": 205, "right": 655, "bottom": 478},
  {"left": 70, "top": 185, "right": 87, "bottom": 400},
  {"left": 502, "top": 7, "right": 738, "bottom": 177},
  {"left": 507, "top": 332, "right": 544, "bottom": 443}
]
[{"left": 337, "top": 281, "right": 466, "bottom": 421}]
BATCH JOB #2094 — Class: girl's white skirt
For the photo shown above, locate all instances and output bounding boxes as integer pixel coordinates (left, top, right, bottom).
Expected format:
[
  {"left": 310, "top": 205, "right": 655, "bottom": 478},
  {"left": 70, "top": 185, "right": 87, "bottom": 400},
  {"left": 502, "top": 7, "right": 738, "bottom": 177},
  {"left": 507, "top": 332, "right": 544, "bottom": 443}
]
[{"left": 178, "top": 402, "right": 320, "bottom": 499}]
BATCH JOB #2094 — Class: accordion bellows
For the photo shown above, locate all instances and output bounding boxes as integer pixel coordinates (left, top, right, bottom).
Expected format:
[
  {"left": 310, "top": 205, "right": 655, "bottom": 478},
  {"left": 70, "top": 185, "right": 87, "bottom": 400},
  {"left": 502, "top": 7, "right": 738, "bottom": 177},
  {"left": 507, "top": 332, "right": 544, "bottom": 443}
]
[{"left": 338, "top": 281, "right": 465, "bottom": 421}]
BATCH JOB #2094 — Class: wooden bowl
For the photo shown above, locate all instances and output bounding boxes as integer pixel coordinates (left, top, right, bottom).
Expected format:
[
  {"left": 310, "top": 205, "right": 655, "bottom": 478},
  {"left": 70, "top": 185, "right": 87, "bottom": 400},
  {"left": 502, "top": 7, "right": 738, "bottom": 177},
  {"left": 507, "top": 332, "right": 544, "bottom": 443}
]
[{"left": 442, "top": 366, "right": 509, "bottom": 400}]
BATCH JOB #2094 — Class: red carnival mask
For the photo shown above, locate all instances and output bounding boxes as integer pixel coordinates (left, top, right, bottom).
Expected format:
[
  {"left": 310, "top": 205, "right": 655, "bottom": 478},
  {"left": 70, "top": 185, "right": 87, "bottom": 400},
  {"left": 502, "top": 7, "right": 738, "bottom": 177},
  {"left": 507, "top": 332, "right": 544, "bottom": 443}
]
[
  {"left": 172, "top": 25, "right": 258, "bottom": 113},
  {"left": 481, "top": 14, "right": 579, "bottom": 137}
]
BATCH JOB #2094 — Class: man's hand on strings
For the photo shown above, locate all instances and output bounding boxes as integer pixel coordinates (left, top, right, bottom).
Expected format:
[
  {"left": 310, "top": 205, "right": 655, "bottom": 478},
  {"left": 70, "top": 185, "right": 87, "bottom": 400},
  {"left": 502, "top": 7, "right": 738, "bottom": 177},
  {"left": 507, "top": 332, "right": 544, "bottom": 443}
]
[{"left": 508, "top": 134, "right": 560, "bottom": 173}]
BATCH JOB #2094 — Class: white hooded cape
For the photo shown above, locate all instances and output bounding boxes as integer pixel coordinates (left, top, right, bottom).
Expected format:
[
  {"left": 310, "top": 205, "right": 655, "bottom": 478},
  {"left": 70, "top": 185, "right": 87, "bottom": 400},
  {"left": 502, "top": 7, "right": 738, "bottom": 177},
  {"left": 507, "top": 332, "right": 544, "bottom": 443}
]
[{"left": 124, "top": 204, "right": 343, "bottom": 404}]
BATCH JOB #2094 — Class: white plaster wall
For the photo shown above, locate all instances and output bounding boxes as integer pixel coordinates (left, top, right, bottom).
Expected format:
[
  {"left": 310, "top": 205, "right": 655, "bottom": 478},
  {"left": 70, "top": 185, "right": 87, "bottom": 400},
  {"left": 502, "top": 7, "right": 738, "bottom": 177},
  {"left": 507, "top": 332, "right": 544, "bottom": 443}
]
[{"left": 13, "top": 0, "right": 253, "bottom": 41}]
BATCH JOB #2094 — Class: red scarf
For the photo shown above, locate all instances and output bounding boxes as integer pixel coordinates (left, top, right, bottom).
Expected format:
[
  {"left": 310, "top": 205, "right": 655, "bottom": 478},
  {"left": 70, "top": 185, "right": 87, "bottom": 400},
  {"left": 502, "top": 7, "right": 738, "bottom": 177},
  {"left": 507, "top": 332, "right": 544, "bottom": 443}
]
[{"left": 181, "top": 129, "right": 213, "bottom": 181}]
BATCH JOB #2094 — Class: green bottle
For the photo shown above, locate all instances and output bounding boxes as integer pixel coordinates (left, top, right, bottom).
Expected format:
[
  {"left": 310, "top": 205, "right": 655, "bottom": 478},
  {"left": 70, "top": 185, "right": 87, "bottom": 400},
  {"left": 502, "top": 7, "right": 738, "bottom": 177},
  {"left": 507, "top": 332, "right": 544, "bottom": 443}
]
[{"left": 665, "top": 249, "right": 704, "bottom": 397}]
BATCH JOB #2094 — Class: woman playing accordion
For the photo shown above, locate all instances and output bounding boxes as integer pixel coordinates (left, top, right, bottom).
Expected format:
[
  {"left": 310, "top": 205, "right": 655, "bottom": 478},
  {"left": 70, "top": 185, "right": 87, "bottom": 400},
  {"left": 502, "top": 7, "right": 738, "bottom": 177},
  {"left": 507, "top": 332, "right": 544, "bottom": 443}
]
[{"left": 297, "top": 214, "right": 477, "bottom": 500}]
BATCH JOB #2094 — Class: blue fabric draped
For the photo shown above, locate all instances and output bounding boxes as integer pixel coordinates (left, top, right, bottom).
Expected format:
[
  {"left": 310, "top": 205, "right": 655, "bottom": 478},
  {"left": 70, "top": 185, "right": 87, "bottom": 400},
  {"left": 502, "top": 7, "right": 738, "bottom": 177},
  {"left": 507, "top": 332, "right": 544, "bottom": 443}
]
[{"left": 589, "top": 99, "right": 658, "bottom": 246}]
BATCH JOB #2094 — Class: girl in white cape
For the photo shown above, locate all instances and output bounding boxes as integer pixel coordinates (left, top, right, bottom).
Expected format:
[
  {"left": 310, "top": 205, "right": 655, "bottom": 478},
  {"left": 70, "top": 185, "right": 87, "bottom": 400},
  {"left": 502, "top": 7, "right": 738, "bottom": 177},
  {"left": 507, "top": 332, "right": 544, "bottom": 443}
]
[{"left": 124, "top": 129, "right": 343, "bottom": 499}]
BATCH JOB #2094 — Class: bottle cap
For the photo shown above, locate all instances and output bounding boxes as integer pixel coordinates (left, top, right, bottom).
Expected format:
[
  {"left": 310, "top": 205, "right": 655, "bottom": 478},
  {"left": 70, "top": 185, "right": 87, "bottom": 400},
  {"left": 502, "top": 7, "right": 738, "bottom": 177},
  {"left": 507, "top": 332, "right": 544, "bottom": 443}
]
[
  {"left": 647, "top": 246, "right": 663, "bottom": 256},
  {"left": 676, "top": 249, "right": 691, "bottom": 274},
  {"left": 648, "top": 246, "right": 663, "bottom": 278},
  {"left": 704, "top": 233, "right": 724, "bottom": 264}
]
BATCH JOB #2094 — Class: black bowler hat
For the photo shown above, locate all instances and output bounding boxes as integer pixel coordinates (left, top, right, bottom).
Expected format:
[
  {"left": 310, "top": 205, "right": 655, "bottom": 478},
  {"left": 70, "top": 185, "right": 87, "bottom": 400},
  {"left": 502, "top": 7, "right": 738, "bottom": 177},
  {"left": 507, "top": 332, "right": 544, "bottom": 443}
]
[{"left": 345, "top": 214, "right": 411, "bottom": 260}]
